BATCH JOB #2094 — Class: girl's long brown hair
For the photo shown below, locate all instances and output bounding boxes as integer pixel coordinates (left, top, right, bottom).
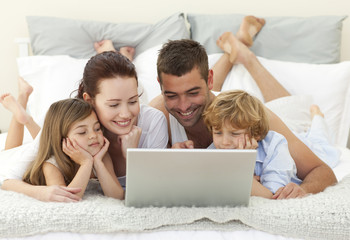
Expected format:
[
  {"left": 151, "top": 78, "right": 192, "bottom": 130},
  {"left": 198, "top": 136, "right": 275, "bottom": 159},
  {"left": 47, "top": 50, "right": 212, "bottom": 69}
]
[{"left": 23, "top": 98, "right": 93, "bottom": 185}]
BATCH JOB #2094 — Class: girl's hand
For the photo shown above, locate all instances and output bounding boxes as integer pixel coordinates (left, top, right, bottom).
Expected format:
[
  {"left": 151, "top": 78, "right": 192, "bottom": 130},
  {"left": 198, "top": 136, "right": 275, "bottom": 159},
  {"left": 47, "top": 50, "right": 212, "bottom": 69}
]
[
  {"left": 238, "top": 134, "right": 258, "bottom": 149},
  {"left": 93, "top": 137, "right": 110, "bottom": 163},
  {"left": 62, "top": 138, "right": 93, "bottom": 165},
  {"left": 40, "top": 185, "right": 82, "bottom": 202},
  {"left": 118, "top": 126, "right": 142, "bottom": 158}
]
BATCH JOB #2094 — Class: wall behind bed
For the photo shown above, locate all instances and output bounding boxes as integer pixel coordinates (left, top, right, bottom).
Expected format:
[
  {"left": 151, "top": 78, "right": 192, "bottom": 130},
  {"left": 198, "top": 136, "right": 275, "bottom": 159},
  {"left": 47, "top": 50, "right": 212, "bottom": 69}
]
[{"left": 0, "top": 0, "right": 349, "bottom": 133}]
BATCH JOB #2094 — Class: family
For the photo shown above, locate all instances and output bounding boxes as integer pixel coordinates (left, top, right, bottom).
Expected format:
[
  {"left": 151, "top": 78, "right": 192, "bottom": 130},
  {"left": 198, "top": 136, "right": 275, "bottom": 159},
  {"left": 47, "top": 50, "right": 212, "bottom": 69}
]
[{"left": 0, "top": 16, "right": 339, "bottom": 202}]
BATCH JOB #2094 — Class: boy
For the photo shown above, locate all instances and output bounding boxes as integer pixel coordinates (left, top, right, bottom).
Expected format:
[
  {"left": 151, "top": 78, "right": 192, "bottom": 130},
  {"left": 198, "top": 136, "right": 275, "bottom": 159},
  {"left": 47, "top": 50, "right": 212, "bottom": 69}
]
[{"left": 203, "top": 90, "right": 302, "bottom": 198}]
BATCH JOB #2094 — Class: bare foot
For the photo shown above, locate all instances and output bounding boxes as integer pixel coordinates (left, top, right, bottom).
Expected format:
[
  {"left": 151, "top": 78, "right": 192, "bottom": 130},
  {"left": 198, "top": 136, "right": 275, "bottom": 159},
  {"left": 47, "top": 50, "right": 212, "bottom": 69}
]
[
  {"left": 217, "top": 32, "right": 254, "bottom": 64},
  {"left": 18, "top": 77, "right": 33, "bottom": 99},
  {"left": 120, "top": 46, "right": 135, "bottom": 61},
  {"left": 94, "top": 40, "right": 116, "bottom": 54},
  {"left": 236, "top": 16, "right": 266, "bottom": 47},
  {"left": 310, "top": 104, "right": 324, "bottom": 119},
  {"left": 0, "top": 93, "right": 31, "bottom": 125},
  {"left": 216, "top": 32, "right": 238, "bottom": 63}
]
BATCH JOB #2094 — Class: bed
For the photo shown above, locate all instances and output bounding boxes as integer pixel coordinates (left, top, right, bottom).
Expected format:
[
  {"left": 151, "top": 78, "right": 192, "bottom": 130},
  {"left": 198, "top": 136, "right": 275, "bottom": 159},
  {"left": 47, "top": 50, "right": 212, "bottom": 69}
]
[{"left": 1, "top": 12, "right": 350, "bottom": 240}]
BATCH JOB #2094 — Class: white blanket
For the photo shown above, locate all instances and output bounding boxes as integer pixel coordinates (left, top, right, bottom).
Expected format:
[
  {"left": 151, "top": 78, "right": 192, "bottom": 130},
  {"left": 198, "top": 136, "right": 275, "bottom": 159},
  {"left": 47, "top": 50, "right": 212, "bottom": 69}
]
[{"left": 1, "top": 174, "right": 350, "bottom": 240}]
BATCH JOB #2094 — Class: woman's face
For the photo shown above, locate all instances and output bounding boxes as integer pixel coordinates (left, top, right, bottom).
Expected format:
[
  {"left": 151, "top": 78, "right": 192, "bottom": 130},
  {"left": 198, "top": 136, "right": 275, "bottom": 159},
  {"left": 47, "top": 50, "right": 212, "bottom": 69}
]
[{"left": 92, "top": 77, "right": 140, "bottom": 136}]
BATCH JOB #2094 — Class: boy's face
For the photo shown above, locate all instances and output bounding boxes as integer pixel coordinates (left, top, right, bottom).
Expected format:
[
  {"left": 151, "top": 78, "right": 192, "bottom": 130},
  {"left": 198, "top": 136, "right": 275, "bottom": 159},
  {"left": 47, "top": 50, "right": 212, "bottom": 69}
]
[{"left": 212, "top": 120, "right": 248, "bottom": 149}]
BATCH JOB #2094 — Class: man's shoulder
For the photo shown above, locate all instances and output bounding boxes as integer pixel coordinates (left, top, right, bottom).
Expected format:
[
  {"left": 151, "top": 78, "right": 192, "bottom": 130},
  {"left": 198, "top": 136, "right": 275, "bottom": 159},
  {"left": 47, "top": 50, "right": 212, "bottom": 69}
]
[{"left": 148, "top": 95, "right": 169, "bottom": 118}]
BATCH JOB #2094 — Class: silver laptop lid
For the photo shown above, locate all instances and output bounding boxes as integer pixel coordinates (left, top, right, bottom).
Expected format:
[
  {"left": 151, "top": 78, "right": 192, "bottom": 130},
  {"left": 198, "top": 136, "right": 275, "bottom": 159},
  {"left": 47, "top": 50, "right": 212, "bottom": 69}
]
[{"left": 125, "top": 148, "right": 256, "bottom": 208}]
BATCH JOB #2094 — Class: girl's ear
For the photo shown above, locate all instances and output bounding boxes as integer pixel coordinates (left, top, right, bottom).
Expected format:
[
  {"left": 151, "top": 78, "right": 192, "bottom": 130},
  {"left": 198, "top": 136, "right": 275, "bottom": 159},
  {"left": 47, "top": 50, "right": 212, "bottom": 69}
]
[{"left": 83, "top": 93, "right": 93, "bottom": 104}]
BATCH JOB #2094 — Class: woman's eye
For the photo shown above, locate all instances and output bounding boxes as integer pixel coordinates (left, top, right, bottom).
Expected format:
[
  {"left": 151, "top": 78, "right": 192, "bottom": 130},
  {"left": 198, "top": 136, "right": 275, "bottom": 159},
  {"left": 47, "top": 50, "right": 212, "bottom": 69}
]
[
  {"left": 78, "top": 132, "right": 86, "bottom": 135},
  {"left": 129, "top": 100, "right": 138, "bottom": 104}
]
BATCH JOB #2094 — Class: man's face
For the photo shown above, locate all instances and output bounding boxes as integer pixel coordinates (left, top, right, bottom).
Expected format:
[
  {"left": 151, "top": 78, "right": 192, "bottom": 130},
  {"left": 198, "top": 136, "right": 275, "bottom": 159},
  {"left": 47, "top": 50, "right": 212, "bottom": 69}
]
[{"left": 160, "top": 67, "right": 213, "bottom": 128}]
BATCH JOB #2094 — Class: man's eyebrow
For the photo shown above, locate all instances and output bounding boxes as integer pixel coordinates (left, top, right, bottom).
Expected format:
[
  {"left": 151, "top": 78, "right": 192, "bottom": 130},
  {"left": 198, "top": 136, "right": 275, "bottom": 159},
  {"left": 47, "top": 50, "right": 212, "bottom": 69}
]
[
  {"left": 164, "top": 87, "right": 201, "bottom": 95},
  {"left": 186, "top": 87, "right": 201, "bottom": 93}
]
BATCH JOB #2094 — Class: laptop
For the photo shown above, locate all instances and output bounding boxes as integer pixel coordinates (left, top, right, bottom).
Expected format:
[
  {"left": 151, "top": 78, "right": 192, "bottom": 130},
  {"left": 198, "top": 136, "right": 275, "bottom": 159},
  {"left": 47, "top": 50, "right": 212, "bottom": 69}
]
[{"left": 125, "top": 148, "right": 256, "bottom": 208}]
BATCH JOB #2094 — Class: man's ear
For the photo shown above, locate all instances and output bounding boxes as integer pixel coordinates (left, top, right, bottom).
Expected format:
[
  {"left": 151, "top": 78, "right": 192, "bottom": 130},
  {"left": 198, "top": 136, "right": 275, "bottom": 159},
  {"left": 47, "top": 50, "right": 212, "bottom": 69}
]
[
  {"left": 83, "top": 92, "right": 93, "bottom": 104},
  {"left": 207, "top": 69, "right": 214, "bottom": 90},
  {"left": 157, "top": 76, "right": 163, "bottom": 90}
]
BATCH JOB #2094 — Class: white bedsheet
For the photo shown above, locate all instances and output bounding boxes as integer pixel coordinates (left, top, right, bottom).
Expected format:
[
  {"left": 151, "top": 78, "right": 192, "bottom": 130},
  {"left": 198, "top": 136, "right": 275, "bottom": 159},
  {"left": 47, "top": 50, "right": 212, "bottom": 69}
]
[{"left": 1, "top": 131, "right": 349, "bottom": 240}]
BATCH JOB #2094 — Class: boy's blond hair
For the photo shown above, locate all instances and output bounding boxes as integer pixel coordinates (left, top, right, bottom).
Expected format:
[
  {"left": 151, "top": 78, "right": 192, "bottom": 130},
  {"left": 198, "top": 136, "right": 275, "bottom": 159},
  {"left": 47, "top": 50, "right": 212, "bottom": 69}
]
[{"left": 203, "top": 90, "right": 269, "bottom": 140}]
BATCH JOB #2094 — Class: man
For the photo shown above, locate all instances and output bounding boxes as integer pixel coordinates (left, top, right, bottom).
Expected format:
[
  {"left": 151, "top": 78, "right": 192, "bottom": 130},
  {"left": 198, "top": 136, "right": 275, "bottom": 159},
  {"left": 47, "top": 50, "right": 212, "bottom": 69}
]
[{"left": 149, "top": 17, "right": 337, "bottom": 199}]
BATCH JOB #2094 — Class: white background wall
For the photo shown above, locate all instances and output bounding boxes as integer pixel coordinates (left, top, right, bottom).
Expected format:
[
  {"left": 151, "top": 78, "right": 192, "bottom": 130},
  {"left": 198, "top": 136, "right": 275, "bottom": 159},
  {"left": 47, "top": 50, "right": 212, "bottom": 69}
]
[{"left": 0, "top": 0, "right": 349, "bottom": 132}]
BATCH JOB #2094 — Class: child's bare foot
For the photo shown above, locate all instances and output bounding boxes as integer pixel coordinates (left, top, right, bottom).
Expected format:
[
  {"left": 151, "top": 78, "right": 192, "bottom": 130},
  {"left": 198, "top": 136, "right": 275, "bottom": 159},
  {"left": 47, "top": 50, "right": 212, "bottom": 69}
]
[
  {"left": 18, "top": 77, "right": 33, "bottom": 99},
  {"left": 236, "top": 16, "right": 265, "bottom": 47},
  {"left": 216, "top": 32, "right": 238, "bottom": 63},
  {"left": 217, "top": 32, "right": 254, "bottom": 65},
  {"left": 0, "top": 93, "right": 31, "bottom": 125},
  {"left": 310, "top": 104, "right": 324, "bottom": 119},
  {"left": 119, "top": 46, "right": 135, "bottom": 61},
  {"left": 94, "top": 40, "right": 116, "bottom": 54}
]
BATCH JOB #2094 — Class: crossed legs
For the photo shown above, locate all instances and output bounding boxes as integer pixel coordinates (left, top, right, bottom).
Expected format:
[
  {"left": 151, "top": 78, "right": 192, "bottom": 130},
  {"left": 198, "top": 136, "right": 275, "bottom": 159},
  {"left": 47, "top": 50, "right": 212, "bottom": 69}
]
[
  {"left": 0, "top": 77, "right": 40, "bottom": 150},
  {"left": 212, "top": 16, "right": 290, "bottom": 102}
]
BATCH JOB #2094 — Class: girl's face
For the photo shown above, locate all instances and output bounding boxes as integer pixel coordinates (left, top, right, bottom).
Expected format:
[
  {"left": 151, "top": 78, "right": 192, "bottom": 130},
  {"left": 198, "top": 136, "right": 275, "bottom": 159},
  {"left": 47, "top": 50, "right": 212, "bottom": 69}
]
[
  {"left": 93, "top": 77, "right": 140, "bottom": 136},
  {"left": 212, "top": 120, "right": 247, "bottom": 149},
  {"left": 67, "top": 111, "right": 104, "bottom": 156}
]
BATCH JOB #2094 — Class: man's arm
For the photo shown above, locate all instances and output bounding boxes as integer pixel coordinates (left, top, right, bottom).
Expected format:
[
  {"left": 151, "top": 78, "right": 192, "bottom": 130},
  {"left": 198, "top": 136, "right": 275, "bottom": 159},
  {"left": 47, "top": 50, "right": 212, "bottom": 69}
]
[{"left": 267, "top": 109, "right": 337, "bottom": 194}]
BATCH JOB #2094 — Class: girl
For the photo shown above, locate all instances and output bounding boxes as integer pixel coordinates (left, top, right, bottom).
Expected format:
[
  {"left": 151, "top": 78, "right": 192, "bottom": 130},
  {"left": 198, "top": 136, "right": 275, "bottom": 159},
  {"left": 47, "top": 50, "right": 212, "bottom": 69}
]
[{"left": 13, "top": 98, "right": 123, "bottom": 199}]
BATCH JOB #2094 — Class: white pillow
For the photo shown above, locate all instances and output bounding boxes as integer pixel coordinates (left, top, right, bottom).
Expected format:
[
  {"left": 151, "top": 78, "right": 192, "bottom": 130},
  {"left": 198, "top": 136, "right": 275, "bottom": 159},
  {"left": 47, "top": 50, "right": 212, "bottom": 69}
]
[
  {"left": 16, "top": 45, "right": 163, "bottom": 127},
  {"left": 17, "top": 50, "right": 350, "bottom": 147},
  {"left": 17, "top": 56, "right": 88, "bottom": 126}
]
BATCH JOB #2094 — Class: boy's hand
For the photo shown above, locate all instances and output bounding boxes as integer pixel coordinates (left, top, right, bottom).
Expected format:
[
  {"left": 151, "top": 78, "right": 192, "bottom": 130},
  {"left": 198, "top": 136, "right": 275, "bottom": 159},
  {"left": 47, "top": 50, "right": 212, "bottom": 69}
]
[{"left": 238, "top": 134, "right": 258, "bottom": 149}]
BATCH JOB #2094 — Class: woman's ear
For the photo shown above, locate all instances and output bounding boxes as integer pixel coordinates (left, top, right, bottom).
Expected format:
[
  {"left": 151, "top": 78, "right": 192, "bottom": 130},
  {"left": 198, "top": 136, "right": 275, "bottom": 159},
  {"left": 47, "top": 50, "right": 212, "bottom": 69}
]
[{"left": 83, "top": 93, "right": 93, "bottom": 104}]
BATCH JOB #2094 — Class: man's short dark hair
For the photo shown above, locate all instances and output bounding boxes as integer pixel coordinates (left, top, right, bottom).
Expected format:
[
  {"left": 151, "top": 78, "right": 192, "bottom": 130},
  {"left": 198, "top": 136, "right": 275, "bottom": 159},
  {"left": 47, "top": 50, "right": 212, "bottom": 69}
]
[{"left": 157, "top": 39, "right": 209, "bottom": 85}]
